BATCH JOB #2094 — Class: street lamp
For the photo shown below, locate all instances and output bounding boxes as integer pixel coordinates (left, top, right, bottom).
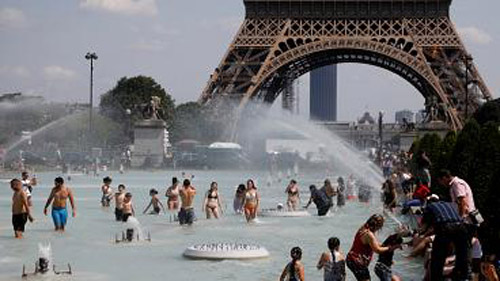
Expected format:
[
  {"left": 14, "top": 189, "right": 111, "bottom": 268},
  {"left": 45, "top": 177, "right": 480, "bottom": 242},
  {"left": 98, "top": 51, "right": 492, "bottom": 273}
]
[
  {"left": 85, "top": 52, "right": 98, "bottom": 137},
  {"left": 378, "top": 111, "right": 384, "bottom": 167}
]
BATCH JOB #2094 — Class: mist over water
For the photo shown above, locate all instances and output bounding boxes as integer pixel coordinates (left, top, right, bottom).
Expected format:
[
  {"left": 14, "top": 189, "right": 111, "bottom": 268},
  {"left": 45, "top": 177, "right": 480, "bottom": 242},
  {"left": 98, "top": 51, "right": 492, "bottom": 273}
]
[
  {"left": 236, "top": 102, "right": 384, "bottom": 188},
  {"left": 6, "top": 111, "right": 87, "bottom": 153}
]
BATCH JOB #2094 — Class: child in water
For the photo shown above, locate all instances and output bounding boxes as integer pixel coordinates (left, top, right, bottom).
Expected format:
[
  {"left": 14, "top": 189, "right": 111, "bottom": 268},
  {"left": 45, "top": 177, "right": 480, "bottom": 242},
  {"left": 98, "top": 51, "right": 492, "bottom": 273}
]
[
  {"left": 374, "top": 234, "right": 403, "bottom": 281},
  {"left": 143, "top": 189, "right": 164, "bottom": 215},
  {"left": 280, "top": 247, "right": 305, "bottom": 281},
  {"left": 122, "top": 193, "right": 135, "bottom": 222},
  {"left": 317, "top": 237, "right": 346, "bottom": 281}
]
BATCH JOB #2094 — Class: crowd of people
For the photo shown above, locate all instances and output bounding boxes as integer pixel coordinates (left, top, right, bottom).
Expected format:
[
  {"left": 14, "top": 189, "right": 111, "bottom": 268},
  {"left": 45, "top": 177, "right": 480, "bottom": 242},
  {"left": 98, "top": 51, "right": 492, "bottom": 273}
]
[
  {"left": 377, "top": 150, "right": 500, "bottom": 281},
  {"left": 8, "top": 158, "right": 500, "bottom": 281}
]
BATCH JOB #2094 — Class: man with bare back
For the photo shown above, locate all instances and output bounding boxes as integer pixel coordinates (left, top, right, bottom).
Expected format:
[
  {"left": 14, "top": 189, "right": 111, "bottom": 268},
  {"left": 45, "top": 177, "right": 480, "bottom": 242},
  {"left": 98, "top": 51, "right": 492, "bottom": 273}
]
[
  {"left": 43, "top": 177, "right": 76, "bottom": 232},
  {"left": 178, "top": 179, "right": 196, "bottom": 225}
]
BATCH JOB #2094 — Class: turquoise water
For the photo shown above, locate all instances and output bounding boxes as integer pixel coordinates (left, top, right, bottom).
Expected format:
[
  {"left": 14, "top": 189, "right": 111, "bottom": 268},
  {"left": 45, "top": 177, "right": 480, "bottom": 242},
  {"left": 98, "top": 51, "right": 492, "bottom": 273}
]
[{"left": 0, "top": 170, "right": 424, "bottom": 280}]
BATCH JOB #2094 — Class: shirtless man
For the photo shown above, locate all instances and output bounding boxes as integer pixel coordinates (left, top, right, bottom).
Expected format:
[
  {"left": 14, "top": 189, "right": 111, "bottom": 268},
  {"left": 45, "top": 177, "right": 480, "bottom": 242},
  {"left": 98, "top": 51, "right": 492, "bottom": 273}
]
[
  {"left": 21, "top": 171, "right": 36, "bottom": 207},
  {"left": 11, "top": 179, "right": 34, "bottom": 238},
  {"left": 101, "top": 177, "right": 113, "bottom": 207},
  {"left": 122, "top": 193, "right": 135, "bottom": 222},
  {"left": 114, "top": 184, "right": 126, "bottom": 221},
  {"left": 178, "top": 179, "right": 196, "bottom": 225},
  {"left": 43, "top": 177, "right": 76, "bottom": 232}
]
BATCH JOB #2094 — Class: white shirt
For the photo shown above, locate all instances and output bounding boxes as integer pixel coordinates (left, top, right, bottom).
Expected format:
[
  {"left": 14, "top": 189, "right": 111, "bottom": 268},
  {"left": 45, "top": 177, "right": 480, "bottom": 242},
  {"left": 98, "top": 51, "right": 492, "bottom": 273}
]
[
  {"left": 449, "top": 177, "right": 476, "bottom": 213},
  {"left": 21, "top": 179, "right": 31, "bottom": 197}
]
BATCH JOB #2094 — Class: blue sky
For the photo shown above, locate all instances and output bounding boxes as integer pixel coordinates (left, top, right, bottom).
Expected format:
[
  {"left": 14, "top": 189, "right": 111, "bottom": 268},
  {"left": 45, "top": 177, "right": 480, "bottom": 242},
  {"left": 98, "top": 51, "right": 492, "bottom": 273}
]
[{"left": 0, "top": 0, "right": 498, "bottom": 122}]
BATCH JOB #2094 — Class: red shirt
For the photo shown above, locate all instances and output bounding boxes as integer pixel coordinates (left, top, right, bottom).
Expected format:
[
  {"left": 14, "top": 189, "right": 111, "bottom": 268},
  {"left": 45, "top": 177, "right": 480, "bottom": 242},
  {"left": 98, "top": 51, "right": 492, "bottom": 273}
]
[{"left": 413, "top": 184, "right": 430, "bottom": 201}]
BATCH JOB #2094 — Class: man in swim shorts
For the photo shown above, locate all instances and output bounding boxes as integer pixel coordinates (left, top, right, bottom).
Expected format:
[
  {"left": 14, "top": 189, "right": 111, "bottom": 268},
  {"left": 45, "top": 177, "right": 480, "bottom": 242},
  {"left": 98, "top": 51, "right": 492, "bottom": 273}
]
[
  {"left": 43, "top": 177, "right": 76, "bottom": 232},
  {"left": 11, "top": 179, "right": 34, "bottom": 238},
  {"left": 114, "top": 184, "right": 126, "bottom": 221},
  {"left": 178, "top": 179, "right": 196, "bottom": 225}
]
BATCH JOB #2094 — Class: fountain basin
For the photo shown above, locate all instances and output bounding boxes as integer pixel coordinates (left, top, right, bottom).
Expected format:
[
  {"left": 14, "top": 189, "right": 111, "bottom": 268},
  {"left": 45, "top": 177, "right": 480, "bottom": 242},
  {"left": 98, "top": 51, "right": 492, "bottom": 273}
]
[
  {"left": 183, "top": 243, "right": 270, "bottom": 260},
  {"left": 259, "top": 209, "right": 311, "bottom": 217}
]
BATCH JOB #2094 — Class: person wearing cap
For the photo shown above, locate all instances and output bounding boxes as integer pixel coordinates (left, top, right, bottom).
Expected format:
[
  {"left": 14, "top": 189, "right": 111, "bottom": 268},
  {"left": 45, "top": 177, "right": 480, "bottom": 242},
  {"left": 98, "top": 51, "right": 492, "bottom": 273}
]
[{"left": 421, "top": 195, "right": 470, "bottom": 280}]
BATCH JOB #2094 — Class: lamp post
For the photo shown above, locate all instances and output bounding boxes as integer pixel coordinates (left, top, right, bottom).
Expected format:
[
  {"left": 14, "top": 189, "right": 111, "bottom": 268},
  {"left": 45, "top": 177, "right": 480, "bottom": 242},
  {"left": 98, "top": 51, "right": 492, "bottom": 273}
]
[
  {"left": 125, "top": 108, "right": 132, "bottom": 144},
  {"left": 85, "top": 52, "right": 98, "bottom": 138},
  {"left": 463, "top": 53, "right": 473, "bottom": 119},
  {"left": 378, "top": 111, "right": 384, "bottom": 167}
]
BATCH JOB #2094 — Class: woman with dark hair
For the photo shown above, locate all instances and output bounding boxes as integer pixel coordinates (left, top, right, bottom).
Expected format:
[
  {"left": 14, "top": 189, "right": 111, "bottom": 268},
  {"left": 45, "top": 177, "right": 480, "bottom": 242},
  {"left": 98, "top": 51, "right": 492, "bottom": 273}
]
[
  {"left": 143, "top": 188, "right": 164, "bottom": 215},
  {"left": 346, "top": 214, "right": 396, "bottom": 281},
  {"left": 202, "top": 182, "right": 223, "bottom": 219},
  {"left": 280, "top": 247, "right": 305, "bottom": 281},
  {"left": 165, "top": 177, "right": 180, "bottom": 211},
  {"left": 305, "top": 185, "right": 331, "bottom": 216},
  {"left": 285, "top": 179, "right": 300, "bottom": 211},
  {"left": 233, "top": 184, "right": 246, "bottom": 214},
  {"left": 381, "top": 180, "right": 397, "bottom": 212},
  {"left": 317, "top": 237, "right": 346, "bottom": 281},
  {"left": 243, "top": 179, "right": 260, "bottom": 222}
]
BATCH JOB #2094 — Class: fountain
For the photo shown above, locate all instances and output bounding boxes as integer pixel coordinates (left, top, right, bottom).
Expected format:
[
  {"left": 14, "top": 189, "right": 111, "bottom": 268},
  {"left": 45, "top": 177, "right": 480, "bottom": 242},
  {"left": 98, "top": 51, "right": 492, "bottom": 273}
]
[
  {"left": 21, "top": 243, "right": 72, "bottom": 278},
  {"left": 238, "top": 103, "right": 385, "bottom": 189},
  {"left": 115, "top": 217, "right": 151, "bottom": 243},
  {"left": 183, "top": 243, "right": 270, "bottom": 260}
]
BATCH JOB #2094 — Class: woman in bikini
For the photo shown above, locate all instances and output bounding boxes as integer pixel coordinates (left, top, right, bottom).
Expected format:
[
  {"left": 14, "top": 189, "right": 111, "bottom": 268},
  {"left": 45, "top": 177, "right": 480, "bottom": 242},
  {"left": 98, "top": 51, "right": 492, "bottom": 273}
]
[
  {"left": 243, "top": 179, "right": 260, "bottom": 222},
  {"left": 285, "top": 179, "right": 300, "bottom": 211},
  {"left": 202, "top": 182, "right": 223, "bottom": 219},
  {"left": 165, "top": 177, "right": 180, "bottom": 211}
]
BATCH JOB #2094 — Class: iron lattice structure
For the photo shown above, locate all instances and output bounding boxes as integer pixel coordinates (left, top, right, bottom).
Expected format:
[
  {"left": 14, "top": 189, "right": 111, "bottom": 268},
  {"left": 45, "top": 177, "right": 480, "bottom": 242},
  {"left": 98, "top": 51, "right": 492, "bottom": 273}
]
[{"left": 199, "top": 0, "right": 492, "bottom": 131}]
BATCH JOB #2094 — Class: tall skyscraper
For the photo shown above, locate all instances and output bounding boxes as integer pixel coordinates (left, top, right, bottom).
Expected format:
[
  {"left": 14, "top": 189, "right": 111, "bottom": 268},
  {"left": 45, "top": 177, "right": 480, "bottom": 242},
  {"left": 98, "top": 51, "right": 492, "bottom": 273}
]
[{"left": 310, "top": 65, "right": 338, "bottom": 121}]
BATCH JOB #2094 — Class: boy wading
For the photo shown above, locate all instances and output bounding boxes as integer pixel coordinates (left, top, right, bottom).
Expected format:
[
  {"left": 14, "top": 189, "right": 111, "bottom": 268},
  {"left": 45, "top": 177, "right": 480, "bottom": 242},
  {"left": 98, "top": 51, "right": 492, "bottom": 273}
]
[{"left": 11, "top": 179, "right": 34, "bottom": 238}]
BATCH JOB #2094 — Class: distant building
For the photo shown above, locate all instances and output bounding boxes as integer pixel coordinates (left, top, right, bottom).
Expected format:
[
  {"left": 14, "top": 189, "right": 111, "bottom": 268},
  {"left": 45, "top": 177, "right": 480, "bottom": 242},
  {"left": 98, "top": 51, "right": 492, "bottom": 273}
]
[
  {"left": 310, "top": 65, "right": 337, "bottom": 121},
  {"left": 0, "top": 93, "right": 44, "bottom": 103},
  {"left": 415, "top": 109, "right": 426, "bottom": 124},
  {"left": 395, "top": 110, "right": 414, "bottom": 124},
  {"left": 358, "top": 112, "right": 376, "bottom": 125}
]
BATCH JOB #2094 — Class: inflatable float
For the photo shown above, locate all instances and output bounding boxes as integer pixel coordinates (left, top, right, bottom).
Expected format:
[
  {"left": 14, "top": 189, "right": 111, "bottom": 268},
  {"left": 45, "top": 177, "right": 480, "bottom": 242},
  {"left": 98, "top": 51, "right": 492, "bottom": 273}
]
[
  {"left": 259, "top": 208, "right": 311, "bottom": 217},
  {"left": 183, "top": 243, "right": 270, "bottom": 260}
]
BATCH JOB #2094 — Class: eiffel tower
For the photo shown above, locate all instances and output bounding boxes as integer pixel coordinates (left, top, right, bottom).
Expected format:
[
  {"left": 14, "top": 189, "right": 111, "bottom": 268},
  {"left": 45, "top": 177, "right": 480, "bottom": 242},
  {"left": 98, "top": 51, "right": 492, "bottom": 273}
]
[{"left": 199, "top": 0, "right": 492, "bottom": 131}]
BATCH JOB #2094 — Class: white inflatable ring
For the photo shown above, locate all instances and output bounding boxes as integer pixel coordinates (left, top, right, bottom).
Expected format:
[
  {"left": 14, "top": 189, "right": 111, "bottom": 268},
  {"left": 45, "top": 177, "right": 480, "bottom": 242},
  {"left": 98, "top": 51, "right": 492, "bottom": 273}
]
[{"left": 183, "top": 243, "right": 270, "bottom": 260}]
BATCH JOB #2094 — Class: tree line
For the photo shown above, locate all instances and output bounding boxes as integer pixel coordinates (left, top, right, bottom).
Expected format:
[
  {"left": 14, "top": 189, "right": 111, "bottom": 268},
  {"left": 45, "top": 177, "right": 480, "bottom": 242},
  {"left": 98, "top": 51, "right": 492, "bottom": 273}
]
[{"left": 410, "top": 99, "right": 500, "bottom": 254}]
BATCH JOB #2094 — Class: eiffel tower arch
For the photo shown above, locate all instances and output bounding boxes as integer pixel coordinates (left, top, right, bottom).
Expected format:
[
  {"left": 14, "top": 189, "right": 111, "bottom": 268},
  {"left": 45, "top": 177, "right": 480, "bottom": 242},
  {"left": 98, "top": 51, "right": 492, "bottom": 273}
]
[{"left": 199, "top": 0, "right": 492, "bottom": 132}]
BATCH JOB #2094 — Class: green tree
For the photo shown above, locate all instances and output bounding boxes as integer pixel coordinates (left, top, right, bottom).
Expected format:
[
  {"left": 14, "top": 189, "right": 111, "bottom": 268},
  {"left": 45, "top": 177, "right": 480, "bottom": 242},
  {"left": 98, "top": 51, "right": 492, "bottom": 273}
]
[
  {"left": 99, "top": 76, "right": 175, "bottom": 125},
  {"left": 449, "top": 119, "right": 481, "bottom": 182},
  {"left": 474, "top": 98, "right": 500, "bottom": 126},
  {"left": 170, "top": 102, "right": 206, "bottom": 144},
  {"left": 435, "top": 131, "right": 457, "bottom": 174}
]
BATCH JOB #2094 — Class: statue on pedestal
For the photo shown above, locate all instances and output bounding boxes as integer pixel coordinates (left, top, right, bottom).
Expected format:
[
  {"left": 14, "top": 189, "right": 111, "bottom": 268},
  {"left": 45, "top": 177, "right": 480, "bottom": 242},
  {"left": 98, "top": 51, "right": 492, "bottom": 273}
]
[{"left": 142, "top": 96, "right": 163, "bottom": 120}]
